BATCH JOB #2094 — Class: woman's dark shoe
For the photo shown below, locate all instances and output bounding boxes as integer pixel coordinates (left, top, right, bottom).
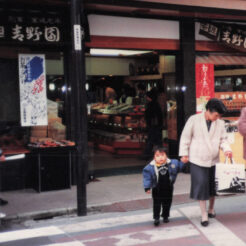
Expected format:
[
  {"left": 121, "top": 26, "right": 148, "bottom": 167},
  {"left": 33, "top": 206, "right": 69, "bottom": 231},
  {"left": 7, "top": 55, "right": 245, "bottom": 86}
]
[
  {"left": 0, "top": 198, "right": 8, "bottom": 206},
  {"left": 163, "top": 217, "right": 169, "bottom": 223},
  {"left": 208, "top": 213, "right": 216, "bottom": 218},
  {"left": 154, "top": 219, "right": 160, "bottom": 226},
  {"left": 201, "top": 220, "right": 209, "bottom": 227}
]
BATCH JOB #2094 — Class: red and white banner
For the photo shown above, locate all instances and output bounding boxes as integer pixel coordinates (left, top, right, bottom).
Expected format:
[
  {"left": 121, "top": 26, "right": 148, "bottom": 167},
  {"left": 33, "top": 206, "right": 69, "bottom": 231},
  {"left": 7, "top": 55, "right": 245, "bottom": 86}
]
[{"left": 196, "top": 63, "right": 214, "bottom": 113}]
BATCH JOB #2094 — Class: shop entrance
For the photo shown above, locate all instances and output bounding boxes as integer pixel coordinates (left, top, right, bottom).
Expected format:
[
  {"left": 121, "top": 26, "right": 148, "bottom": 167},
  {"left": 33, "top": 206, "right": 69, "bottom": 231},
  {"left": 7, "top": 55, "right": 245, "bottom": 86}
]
[{"left": 86, "top": 49, "right": 178, "bottom": 177}]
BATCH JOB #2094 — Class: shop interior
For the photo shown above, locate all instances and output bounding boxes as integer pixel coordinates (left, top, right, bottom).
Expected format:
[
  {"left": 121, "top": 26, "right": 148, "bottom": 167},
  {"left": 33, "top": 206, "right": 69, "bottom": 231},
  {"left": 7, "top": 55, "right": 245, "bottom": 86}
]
[
  {"left": 85, "top": 49, "right": 177, "bottom": 176},
  {"left": 0, "top": 47, "right": 178, "bottom": 191},
  {"left": 84, "top": 51, "right": 246, "bottom": 174},
  {"left": 1, "top": 49, "right": 246, "bottom": 191}
]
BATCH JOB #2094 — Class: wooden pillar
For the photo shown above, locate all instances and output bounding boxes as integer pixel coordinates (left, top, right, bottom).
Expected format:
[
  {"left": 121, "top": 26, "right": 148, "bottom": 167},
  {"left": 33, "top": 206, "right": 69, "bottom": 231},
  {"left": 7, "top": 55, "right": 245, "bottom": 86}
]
[
  {"left": 179, "top": 19, "right": 196, "bottom": 122},
  {"left": 70, "top": 0, "right": 88, "bottom": 216}
]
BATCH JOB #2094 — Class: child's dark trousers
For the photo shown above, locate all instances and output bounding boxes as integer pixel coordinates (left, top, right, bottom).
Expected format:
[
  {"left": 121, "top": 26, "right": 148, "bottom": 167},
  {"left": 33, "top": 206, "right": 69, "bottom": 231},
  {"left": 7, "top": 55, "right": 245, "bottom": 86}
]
[{"left": 152, "top": 186, "right": 173, "bottom": 220}]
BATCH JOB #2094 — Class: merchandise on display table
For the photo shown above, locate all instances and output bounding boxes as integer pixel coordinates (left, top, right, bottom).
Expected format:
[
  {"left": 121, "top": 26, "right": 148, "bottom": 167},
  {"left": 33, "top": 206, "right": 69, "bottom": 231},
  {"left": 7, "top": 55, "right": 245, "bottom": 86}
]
[
  {"left": 30, "top": 99, "right": 67, "bottom": 145},
  {"left": 0, "top": 125, "right": 29, "bottom": 155},
  {"left": 28, "top": 138, "right": 75, "bottom": 148},
  {"left": 91, "top": 103, "right": 145, "bottom": 115}
]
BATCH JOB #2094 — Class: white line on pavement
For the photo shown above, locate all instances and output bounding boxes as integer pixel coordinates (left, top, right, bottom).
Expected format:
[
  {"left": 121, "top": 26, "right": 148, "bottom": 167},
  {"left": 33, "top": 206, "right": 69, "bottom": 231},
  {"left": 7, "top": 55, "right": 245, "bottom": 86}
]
[
  {"left": 44, "top": 241, "right": 84, "bottom": 246},
  {"left": 82, "top": 224, "right": 199, "bottom": 246},
  {"left": 60, "top": 210, "right": 183, "bottom": 233},
  {"left": 0, "top": 226, "right": 64, "bottom": 243},
  {"left": 44, "top": 224, "right": 199, "bottom": 246},
  {"left": 180, "top": 205, "right": 246, "bottom": 246}
]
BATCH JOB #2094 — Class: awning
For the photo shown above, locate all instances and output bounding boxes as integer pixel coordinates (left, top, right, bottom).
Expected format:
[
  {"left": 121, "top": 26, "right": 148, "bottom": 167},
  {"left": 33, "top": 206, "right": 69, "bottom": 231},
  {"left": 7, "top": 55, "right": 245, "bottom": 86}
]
[{"left": 196, "top": 55, "right": 246, "bottom": 65}]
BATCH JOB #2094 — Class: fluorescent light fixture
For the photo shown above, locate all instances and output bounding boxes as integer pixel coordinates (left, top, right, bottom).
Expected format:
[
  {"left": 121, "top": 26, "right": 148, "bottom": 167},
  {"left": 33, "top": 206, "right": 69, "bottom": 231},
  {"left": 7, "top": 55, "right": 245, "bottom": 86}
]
[
  {"left": 5, "top": 154, "right": 25, "bottom": 161},
  {"left": 90, "top": 49, "right": 151, "bottom": 56},
  {"left": 49, "top": 83, "right": 55, "bottom": 91}
]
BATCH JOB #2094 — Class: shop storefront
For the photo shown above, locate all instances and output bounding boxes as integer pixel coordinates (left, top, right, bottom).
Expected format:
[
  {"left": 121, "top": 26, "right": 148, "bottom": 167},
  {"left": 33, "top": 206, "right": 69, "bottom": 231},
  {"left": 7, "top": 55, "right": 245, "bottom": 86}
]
[
  {"left": 0, "top": 7, "right": 78, "bottom": 192},
  {"left": 84, "top": 15, "right": 180, "bottom": 174},
  {"left": 1, "top": 0, "right": 246, "bottom": 216},
  {"left": 84, "top": 14, "right": 246, "bottom": 172},
  {"left": 2, "top": 5, "right": 246, "bottom": 189}
]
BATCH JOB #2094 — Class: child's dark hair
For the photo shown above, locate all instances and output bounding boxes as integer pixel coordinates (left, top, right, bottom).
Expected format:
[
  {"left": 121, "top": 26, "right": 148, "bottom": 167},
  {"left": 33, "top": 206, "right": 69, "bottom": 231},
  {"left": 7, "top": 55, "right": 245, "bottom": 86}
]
[{"left": 153, "top": 146, "right": 167, "bottom": 154}]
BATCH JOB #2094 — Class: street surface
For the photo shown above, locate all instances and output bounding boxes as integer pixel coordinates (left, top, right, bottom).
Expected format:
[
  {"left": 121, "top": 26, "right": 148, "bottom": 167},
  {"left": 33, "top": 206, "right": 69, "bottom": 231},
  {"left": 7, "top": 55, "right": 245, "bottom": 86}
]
[{"left": 1, "top": 194, "right": 246, "bottom": 246}]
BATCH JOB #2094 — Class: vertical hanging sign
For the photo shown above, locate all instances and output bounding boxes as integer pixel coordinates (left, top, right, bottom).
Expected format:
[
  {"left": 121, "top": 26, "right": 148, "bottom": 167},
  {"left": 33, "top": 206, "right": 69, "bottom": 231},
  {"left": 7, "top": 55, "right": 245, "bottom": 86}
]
[
  {"left": 19, "top": 54, "right": 48, "bottom": 126},
  {"left": 196, "top": 63, "right": 215, "bottom": 113},
  {"left": 74, "top": 25, "right": 81, "bottom": 50}
]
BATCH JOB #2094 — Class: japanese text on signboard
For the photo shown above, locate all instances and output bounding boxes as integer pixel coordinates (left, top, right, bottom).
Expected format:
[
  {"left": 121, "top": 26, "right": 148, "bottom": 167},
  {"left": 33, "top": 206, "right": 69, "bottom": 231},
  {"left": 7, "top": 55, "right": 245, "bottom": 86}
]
[
  {"left": 200, "top": 22, "right": 246, "bottom": 51},
  {"left": 196, "top": 63, "right": 215, "bottom": 113},
  {"left": 0, "top": 12, "right": 65, "bottom": 44}
]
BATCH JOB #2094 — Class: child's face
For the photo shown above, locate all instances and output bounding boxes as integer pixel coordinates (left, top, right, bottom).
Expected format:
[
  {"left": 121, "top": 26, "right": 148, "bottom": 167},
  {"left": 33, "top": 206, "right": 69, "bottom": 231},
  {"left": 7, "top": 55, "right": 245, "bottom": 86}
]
[{"left": 154, "top": 151, "right": 167, "bottom": 165}]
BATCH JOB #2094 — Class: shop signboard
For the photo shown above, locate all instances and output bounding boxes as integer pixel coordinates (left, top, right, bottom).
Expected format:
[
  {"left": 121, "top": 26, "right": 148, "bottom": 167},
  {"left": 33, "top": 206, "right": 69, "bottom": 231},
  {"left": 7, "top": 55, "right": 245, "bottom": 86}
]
[
  {"left": 0, "top": 10, "right": 67, "bottom": 45},
  {"left": 19, "top": 54, "right": 48, "bottom": 126},
  {"left": 196, "top": 63, "right": 214, "bottom": 113},
  {"left": 200, "top": 22, "right": 246, "bottom": 52}
]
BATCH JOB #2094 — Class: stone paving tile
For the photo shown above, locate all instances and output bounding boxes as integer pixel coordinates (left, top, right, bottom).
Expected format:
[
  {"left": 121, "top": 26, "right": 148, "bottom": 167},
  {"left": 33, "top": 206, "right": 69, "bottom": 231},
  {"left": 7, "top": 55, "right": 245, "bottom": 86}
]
[
  {"left": 97, "top": 193, "right": 192, "bottom": 213},
  {"left": 216, "top": 212, "right": 246, "bottom": 242}
]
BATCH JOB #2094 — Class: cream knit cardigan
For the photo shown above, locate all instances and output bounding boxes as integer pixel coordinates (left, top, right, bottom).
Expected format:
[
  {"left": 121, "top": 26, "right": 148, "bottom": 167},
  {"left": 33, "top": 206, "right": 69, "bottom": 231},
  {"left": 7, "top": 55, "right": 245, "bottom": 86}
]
[{"left": 179, "top": 113, "right": 231, "bottom": 167}]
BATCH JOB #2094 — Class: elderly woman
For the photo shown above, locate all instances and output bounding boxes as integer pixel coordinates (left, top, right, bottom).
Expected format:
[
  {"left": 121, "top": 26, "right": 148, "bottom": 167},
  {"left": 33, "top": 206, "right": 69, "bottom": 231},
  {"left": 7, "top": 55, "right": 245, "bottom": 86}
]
[{"left": 179, "top": 98, "right": 232, "bottom": 227}]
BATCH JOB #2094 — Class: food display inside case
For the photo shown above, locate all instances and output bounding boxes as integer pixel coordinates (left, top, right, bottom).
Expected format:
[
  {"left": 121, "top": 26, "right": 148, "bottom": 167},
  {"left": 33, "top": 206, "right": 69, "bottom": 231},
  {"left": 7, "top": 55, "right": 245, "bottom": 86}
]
[
  {"left": 89, "top": 103, "right": 147, "bottom": 155},
  {"left": 215, "top": 92, "right": 246, "bottom": 112}
]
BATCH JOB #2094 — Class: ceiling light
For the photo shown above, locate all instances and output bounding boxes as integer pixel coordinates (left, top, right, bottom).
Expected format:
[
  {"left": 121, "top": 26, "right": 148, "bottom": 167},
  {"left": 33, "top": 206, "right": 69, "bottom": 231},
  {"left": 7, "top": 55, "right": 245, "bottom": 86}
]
[
  {"left": 90, "top": 49, "right": 151, "bottom": 56},
  {"left": 49, "top": 83, "right": 55, "bottom": 91}
]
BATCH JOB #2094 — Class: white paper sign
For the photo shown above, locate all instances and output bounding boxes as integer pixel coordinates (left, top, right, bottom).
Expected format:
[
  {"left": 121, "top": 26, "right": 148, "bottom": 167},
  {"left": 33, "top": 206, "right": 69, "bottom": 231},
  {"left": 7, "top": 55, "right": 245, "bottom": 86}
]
[
  {"left": 19, "top": 54, "right": 48, "bottom": 126},
  {"left": 74, "top": 25, "right": 81, "bottom": 50}
]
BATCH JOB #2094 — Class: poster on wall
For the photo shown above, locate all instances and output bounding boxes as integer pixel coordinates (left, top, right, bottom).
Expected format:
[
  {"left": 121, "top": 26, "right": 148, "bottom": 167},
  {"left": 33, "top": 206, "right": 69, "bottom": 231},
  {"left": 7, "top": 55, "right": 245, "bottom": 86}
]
[
  {"left": 19, "top": 54, "right": 48, "bottom": 126},
  {"left": 196, "top": 63, "right": 215, "bottom": 113}
]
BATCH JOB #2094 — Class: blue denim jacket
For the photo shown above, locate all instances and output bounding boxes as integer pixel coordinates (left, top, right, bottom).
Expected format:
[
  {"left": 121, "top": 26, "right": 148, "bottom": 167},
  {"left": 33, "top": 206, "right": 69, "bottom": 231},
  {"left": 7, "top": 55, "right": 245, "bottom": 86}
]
[{"left": 142, "top": 159, "right": 184, "bottom": 189}]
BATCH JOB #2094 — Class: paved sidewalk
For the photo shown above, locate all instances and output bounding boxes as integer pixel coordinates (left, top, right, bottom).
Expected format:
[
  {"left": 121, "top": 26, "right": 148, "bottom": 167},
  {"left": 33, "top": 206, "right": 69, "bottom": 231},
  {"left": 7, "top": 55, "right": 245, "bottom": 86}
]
[
  {"left": 1, "top": 194, "right": 246, "bottom": 245},
  {"left": 0, "top": 173, "right": 191, "bottom": 221}
]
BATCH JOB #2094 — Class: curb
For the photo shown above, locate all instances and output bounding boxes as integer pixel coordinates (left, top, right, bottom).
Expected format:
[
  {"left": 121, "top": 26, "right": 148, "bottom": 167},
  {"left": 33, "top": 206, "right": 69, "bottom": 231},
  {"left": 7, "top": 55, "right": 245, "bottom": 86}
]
[{"left": 2, "top": 207, "right": 77, "bottom": 223}]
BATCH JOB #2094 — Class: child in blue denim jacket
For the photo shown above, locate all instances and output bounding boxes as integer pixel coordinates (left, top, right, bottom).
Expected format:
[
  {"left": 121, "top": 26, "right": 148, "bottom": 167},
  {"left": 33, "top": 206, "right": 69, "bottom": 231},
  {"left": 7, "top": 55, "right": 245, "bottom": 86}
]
[{"left": 143, "top": 146, "right": 185, "bottom": 226}]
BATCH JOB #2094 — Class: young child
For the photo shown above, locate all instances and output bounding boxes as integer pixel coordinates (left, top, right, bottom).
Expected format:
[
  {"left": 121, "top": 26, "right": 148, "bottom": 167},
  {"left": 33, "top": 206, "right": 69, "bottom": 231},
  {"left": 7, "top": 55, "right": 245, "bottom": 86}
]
[{"left": 143, "top": 146, "right": 185, "bottom": 226}]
